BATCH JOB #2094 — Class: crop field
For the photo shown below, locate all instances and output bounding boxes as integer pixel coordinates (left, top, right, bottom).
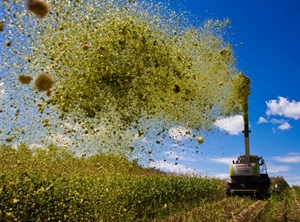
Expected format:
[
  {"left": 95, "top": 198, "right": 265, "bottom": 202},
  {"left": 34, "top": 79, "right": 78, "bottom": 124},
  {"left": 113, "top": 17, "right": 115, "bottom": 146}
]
[
  {"left": 161, "top": 179, "right": 300, "bottom": 222},
  {"left": 1, "top": 144, "right": 299, "bottom": 221}
]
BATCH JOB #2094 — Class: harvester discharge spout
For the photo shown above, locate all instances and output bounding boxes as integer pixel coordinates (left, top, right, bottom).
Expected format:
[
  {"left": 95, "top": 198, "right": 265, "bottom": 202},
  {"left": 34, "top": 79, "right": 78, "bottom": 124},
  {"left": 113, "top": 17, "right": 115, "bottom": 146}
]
[{"left": 242, "top": 113, "right": 251, "bottom": 160}]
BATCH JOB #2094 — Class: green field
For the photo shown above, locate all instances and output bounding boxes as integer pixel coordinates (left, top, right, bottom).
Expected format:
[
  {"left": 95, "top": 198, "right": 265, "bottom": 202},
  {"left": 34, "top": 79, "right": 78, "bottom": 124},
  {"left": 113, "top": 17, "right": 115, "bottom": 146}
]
[{"left": 1, "top": 144, "right": 299, "bottom": 221}]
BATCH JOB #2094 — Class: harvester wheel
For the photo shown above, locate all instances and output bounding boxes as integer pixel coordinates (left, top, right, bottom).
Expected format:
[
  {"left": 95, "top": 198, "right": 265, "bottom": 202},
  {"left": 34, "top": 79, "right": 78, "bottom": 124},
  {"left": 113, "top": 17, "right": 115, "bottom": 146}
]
[
  {"left": 226, "top": 184, "right": 231, "bottom": 197},
  {"left": 259, "top": 181, "right": 269, "bottom": 199}
]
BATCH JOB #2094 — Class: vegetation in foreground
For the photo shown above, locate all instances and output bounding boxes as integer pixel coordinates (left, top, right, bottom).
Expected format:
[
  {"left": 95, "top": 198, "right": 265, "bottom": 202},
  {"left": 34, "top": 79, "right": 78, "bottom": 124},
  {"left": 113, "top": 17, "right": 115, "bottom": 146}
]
[
  {"left": 1, "top": 144, "right": 299, "bottom": 222},
  {"left": 0, "top": 144, "right": 224, "bottom": 221}
]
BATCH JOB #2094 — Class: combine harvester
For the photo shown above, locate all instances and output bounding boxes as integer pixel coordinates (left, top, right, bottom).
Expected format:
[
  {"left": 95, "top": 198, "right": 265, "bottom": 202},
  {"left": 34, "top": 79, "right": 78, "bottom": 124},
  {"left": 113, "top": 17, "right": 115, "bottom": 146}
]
[{"left": 226, "top": 112, "right": 270, "bottom": 199}]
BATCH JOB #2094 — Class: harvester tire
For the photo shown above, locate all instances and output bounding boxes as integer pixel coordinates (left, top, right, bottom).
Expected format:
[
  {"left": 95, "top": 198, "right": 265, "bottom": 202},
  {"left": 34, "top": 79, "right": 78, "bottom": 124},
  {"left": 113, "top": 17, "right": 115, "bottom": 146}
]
[
  {"left": 226, "top": 184, "right": 231, "bottom": 197},
  {"left": 259, "top": 181, "right": 269, "bottom": 199}
]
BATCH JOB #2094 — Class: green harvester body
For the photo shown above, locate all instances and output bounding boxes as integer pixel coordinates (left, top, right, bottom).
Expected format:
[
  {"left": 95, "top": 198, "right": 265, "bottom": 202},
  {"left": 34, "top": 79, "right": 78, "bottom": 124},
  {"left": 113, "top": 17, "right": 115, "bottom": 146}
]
[{"left": 226, "top": 113, "right": 270, "bottom": 198}]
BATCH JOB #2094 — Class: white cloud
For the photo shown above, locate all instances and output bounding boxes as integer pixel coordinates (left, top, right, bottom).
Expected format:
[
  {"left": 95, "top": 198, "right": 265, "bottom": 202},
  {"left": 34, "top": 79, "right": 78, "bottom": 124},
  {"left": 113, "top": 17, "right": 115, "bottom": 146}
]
[
  {"left": 278, "top": 122, "right": 292, "bottom": 130},
  {"left": 265, "top": 118, "right": 292, "bottom": 130},
  {"left": 48, "top": 134, "right": 73, "bottom": 147},
  {"left": 63, "top": 122, "right": 80, "bottom": 132},
  {"left": 0, "top": 81, "right": 5, "bottom": 97},
  {"left": 257, "top": 117, "right": 268, "bottom": 124},
  {"left": 149, "top": 160, "right": 197, "bottom": 174},
  {"left": 284, "top": 175, "right": 300, "bottom": 186},
  {"left": 271, "top": 153, "right": 300, "bottom": 163},
  {"left": 267, "top": 164, "right": 291, "bottom": 173},
  {"left": 266, "top": 96, "right": 300, "bottom": 120},
  {"left": 168, "top": 125, "right": 192, "bottom": 140},
  {"left": 206, "top": 173, "right": 230, "bottom": 180},
  {"left": 209, "top": 156, "right": 236, "bottom": 165},
  {"left": 164, "top": 151, "right": 199, "bottom": 162},
  {"left": 30, "top": 143, "right": 45, "bottom": 150},
  {"left": 214, "top": 115, "right": 244, "bottom": 135},
  {"left": 270, "top": 118, "right": 286, "bottom": 124}
]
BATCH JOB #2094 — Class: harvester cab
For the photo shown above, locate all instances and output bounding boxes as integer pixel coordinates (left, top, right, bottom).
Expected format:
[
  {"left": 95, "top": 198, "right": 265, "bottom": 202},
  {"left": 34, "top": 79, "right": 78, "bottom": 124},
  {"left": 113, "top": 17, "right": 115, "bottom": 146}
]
[{"left": 226, "top": 113, "right": 270, "bottom": 198}]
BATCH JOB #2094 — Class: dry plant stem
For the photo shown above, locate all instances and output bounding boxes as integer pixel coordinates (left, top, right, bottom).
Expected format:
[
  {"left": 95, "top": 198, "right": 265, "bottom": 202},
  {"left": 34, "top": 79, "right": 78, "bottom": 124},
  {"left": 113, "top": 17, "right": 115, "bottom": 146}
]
[{"left": 230, "top": 200, "right": 268, "bottom": 222}]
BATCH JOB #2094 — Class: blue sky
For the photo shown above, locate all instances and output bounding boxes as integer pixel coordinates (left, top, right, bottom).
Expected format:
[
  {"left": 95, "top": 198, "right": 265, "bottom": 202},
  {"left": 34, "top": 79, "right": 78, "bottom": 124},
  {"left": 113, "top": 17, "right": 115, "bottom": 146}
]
[
  {"left": 0, "top": 0, "right": 299, "bottom": 186},
  {"left": 145, "top": 0, "right": 300, "bottom": 186}
]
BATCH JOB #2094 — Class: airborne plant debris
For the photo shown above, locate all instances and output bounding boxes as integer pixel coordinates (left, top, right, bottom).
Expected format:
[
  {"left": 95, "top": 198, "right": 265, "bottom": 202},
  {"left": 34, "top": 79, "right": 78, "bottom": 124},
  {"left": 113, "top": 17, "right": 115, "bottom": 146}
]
[
  {"left": 26, "top": 0, "right": 50, "bottom": 18},
  {"left": 0, "top": 0, "right": 249, "bottom": 160},
  {"left": 34, "top": 72, "right": 53, "bottom": 92},
  {"left": 225, "top": 73, "right": 251, "bottom": 115},
  {"left": 0, "top": 21, "right": 4, "bottom": 31},
  {"left": 18, "top": 74, "right": 33, "bottom": 84}
]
